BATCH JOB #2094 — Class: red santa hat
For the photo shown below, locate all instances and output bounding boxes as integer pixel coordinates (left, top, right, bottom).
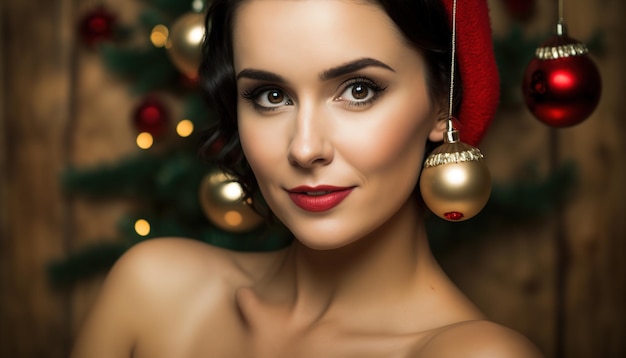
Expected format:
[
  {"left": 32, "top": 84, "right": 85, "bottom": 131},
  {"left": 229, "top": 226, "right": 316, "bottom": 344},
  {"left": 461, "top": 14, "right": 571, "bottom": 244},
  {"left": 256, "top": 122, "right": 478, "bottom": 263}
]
[{"left": 441, "top": 0, "right": 500, "bottom": 146}]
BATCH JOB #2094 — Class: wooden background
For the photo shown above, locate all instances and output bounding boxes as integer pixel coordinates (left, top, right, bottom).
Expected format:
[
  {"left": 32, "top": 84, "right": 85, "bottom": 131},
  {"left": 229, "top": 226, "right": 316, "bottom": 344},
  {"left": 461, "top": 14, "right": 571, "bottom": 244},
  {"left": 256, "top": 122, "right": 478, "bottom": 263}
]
[{"left": 1, "top": 0, "right": 624, "bottom": 357}]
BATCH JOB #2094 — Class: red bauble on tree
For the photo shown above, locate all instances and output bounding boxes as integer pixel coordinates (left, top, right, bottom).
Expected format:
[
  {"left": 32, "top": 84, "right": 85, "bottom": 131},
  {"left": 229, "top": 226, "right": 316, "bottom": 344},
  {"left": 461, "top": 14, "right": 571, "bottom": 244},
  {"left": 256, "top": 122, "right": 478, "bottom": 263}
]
[
  {"left": 79, "top": 6, "right": 117, "bottom": 47},
  {"left": 132, "top": 96, "right": 170, "bottom": 138},
  {"left": 522, "top": 24, "right": 602, "bottom": 128}
]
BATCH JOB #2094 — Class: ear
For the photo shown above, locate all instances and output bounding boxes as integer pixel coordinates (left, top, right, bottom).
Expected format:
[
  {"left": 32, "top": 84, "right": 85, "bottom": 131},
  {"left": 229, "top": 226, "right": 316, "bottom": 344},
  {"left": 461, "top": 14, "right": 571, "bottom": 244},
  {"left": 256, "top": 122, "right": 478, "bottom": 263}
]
[{"left": 428, "top": 117, "right": 447, "bottom": 142}]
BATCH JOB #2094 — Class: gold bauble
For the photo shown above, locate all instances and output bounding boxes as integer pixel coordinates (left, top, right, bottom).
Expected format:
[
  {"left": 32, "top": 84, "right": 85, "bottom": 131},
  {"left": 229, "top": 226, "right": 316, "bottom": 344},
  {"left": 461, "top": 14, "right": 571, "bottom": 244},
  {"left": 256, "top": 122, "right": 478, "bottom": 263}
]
[
  {"left": 166, "top": 12, "right": 205, "bottom": 78},
  {"left": 199, "top": 169, "right": 264, "bottom": 232},
  {"left": 419, "top": 139, "right": 491, "bottom": 221}
]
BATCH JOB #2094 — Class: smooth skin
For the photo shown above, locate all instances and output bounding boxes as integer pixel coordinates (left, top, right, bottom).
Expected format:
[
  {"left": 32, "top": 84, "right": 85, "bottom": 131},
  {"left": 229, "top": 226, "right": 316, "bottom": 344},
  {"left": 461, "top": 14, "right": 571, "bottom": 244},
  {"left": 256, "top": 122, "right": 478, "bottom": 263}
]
[{"left": 71, "top": 1, "right": 544, "bottom": 357}]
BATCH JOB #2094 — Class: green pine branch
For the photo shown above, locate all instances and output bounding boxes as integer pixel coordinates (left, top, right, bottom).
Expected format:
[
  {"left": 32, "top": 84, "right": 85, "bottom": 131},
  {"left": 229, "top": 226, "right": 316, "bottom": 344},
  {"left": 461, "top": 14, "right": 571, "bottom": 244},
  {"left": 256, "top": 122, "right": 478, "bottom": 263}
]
[
  {"left": 141, "top": 0, "right": 194, "bottom": 18},
  {"left": 493, "top": 26, "right": 542, "bottom": 107},
  {"left": 100, "top": 44, "right": 180, "bottom": 93},
  {"left": 47, "top": 241, "right": 129, "bottom": 287}
]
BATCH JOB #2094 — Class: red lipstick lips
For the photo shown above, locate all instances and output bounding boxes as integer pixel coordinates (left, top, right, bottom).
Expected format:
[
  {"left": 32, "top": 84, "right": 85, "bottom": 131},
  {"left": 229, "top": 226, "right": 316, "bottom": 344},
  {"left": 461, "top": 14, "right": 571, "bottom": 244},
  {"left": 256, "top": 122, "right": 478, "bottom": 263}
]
[{"left": 287, "top": 185, "right": 354, "bottom": 212}]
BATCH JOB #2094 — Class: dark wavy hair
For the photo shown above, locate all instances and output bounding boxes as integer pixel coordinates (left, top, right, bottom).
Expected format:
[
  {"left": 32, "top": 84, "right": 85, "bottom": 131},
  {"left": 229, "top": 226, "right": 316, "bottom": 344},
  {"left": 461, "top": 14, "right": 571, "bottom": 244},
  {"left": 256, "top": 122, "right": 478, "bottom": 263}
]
[{"left": 199, "top": 0, "right": 461, "bottom": 213}]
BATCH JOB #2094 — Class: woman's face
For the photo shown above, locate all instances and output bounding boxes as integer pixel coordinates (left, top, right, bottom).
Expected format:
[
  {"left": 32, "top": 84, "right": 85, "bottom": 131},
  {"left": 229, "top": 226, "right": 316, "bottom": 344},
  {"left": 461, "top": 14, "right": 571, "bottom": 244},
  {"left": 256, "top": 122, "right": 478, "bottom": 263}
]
[{"left": 233, "top": 0, "right": 443, "bottom": 249}]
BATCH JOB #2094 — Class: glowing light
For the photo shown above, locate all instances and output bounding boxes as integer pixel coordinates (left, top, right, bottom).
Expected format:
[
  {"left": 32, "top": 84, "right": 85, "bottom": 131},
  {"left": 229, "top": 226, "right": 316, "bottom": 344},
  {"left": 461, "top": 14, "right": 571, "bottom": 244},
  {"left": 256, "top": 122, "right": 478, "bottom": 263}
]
[
  {"left": 187, "top": 25, "right": 205, "bottom": 44},
  {"left": 134, "top": 219, "right": 151, "bottom": 236},
  {"left": 136, "top": 132, "right": 154, "bottom": 149},
  {"left": 224, "top": 211, "right": 243, "bottom": 227},
  {"left": 221, "top": 182, "right": 244, "bottom": 201},
  {"left": 176, "top": 119, "right": 194, "bottom": 137},
  {"left": 444, "top": 167, "right": 467, "bottom": 186},
  {"left": 192, "top": 0, "right": 205, "bottom": 12},
  {"left": 150, "top": 24, "right": 169, "bottom": 48}
]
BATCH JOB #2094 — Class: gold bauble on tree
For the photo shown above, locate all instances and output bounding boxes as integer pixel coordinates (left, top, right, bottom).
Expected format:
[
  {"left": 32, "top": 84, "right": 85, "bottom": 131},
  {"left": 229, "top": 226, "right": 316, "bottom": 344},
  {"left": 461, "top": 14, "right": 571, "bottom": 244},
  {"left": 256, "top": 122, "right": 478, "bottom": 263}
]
[
  {"left": 419, "top": 130, "right": 491, "bottom": 221},
  {"left": 199, "top": 168, "right": 265, "bottom": 232},
  {"left": 166, "top": 12, "right": 205, "bottom": 78}
]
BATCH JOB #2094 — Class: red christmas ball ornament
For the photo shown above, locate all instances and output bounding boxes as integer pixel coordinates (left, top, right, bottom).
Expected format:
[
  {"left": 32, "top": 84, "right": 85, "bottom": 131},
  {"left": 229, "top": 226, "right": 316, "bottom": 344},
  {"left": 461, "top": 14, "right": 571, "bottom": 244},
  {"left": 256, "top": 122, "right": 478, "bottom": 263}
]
[
  {"left": 522, "top": 24, "right": 602, "bottom": 127},
  {"left": 79, "top": 6, "right": 117, "bottom": 47},
  {"left": 132, "top": 97, "right": 170, "bottom": 137}
]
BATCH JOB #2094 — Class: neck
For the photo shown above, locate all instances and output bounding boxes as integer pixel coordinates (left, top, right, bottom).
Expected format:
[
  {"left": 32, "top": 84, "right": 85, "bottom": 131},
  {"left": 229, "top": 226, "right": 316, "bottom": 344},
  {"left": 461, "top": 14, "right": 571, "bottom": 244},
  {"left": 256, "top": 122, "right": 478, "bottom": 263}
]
[{"left": 262, "top": 199, "right": 440, "bottom": 326}]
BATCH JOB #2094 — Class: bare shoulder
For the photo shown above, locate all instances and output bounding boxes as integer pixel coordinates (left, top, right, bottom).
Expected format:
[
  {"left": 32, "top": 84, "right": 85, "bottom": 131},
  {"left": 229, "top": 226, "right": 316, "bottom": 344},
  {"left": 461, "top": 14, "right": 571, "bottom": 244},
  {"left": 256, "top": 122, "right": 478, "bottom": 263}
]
[
  {"left": 87, "top": 238, "right": 279, "bottom": 303},
  {"left": 71, "top": 238, "right": 285, "bottom": 358},
  {"left": 418, "top": 320, "right": 544, "bottom": 358},
  {"left": 110, "top": 237, "right": 284, "bottom": 285}
]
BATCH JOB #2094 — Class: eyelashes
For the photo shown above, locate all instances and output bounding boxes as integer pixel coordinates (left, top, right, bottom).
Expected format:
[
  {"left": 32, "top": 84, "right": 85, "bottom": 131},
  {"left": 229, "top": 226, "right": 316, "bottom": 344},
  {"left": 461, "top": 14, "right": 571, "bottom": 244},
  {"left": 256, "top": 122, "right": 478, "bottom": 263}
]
[
  {"left": 335, "top": 78, "right": 387, "bottom": 108},
  {"left": 240, "top": 77, "right": 388, "bottom": 112},
  {"left": 241, "top": 87, "right": 293, "bottom": 112}
]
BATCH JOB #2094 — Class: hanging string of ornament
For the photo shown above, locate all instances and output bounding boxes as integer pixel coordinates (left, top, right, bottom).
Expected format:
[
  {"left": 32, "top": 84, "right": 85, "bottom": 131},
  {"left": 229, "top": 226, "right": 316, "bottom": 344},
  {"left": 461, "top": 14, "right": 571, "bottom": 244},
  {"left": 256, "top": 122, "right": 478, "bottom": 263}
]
[{"left": 419, "top": 0, "right": 492, "bottom": 222}]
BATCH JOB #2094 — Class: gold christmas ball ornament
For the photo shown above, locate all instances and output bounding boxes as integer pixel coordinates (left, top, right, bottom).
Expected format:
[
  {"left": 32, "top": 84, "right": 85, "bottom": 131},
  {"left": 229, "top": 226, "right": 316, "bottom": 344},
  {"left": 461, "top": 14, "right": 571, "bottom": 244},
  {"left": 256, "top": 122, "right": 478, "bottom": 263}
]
[
  {"left": 199, "top": 169, "right": 265, "bottom": 232},
  {"left": 419, "top": 131, "right": 491, "bottom": 222},
  {"left": 166, "top": 12, "right": 205, "bottom": 78}
]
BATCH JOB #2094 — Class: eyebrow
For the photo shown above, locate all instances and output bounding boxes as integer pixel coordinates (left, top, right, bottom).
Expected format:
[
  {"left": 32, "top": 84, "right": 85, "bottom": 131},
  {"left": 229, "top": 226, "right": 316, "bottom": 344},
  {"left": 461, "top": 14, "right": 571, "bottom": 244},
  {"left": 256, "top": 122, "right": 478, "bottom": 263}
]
[
  {"left": 320, "top": 57, "right": 395, "bottom": 80},
  {"left": 236, "top": 68, "right": 286, "bottom": 83},
  {"left": 235, "top": 57, "right": 395, "bottom": 83}
]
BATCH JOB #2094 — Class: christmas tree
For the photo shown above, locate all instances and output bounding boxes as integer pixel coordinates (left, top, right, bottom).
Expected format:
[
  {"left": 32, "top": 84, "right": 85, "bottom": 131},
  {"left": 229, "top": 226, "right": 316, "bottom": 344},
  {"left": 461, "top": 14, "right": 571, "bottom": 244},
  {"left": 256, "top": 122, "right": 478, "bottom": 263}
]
[{"left": 48, "top": 0, "right": 579, "bottom": 287}]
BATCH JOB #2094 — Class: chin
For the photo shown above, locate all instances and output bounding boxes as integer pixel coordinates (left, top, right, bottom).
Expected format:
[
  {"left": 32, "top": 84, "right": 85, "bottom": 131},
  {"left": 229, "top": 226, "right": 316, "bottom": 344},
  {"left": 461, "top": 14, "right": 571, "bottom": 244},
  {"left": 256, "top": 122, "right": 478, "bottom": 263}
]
[
  {"left": 295, "top": 237, "right": 359, "bottom": 251},
  {"left": 286, "top": 221, "right": 378, "bottom": 251}
]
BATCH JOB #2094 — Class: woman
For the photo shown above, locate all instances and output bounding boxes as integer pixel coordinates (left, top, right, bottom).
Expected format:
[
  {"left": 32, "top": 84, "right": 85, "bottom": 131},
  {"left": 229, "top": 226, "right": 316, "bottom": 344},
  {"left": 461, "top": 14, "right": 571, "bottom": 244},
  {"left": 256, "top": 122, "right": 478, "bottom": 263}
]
[{"left": 72, "top": 0, "right": 543, "bottom": 356}]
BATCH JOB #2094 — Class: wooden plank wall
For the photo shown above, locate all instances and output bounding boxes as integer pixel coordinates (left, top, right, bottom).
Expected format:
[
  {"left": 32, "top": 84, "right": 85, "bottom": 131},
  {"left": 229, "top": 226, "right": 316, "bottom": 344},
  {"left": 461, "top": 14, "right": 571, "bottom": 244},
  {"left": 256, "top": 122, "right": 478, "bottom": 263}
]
[
  {"left": 1, "top": 0, "right": 139, "bottom": 357},
  {"left": 0, "top": 0, "right": 624, "bottom": 357},
  {"left": 557, "top": 0, "right": 626, "bottom": 356},
  {"left": 1, "top": 0, "right": 74, "bottom": 356}
]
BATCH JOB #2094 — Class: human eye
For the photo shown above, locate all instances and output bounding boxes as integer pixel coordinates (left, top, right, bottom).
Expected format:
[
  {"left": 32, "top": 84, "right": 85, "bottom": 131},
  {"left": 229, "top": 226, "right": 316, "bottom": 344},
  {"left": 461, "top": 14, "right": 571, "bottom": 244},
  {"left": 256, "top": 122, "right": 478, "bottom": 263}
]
[
  {"left": 241, "top": 86, "right": 293, "bottom": 112},
  {"left": 334, "top": 78, "right": 387, "bottom": 108}
]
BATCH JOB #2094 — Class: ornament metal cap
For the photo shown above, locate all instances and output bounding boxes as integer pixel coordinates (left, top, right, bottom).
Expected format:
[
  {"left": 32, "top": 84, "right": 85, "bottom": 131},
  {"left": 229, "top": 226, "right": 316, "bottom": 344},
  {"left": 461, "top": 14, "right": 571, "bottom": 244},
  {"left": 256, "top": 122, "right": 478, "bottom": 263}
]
[
  {"left": 535, "top": 22, "right": 589, "bottom": 60},
  {"left": 422, "top": 144, "right": 485, "bottom": 168},
  {"left": 444, "top": 128, "right": 460, "bottom": 144},
  {"left": 423, "top": 129, "right": 485, "bottom": 169}
]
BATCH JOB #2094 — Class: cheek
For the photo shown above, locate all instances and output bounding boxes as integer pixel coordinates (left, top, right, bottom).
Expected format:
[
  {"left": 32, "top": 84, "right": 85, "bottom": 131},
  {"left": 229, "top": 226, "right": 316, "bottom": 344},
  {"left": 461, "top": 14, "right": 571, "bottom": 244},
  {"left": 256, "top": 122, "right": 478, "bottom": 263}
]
[
  {"left": 239, "top": 127, "right": 266, "bottom": 174},
  {"left": 238, "top": 116, "right": 285, "bottom": 183},
  {"left": 338, "top": 97, "right": 433, "bottom": 177}
]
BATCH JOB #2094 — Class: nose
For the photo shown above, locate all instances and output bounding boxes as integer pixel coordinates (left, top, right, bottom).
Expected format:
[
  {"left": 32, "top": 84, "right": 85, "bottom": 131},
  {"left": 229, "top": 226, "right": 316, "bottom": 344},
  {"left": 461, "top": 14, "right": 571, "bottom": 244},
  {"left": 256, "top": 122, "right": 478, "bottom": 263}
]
[{"left": 287, "top": 107, "right": 334, "bottom": 169}]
